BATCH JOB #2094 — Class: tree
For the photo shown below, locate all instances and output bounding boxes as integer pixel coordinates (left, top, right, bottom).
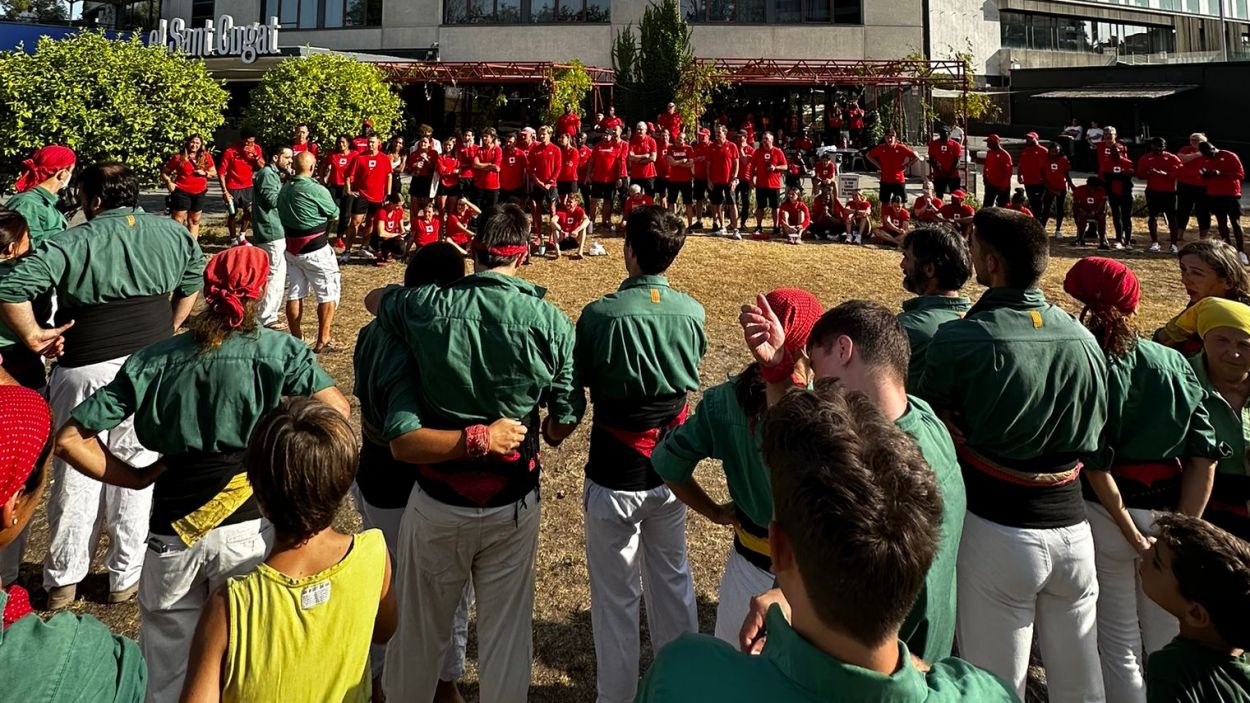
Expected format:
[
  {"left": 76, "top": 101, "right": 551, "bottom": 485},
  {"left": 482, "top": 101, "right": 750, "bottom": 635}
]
[
  {"left": 1, "top": 0, "right": 68, "bottom": 23},
  {"left": 244, "top": 53, "right": 403, "bottom": 152},
  {"left": 0, "top": 31, "right": 227, "bottom": 186},
  {"left": 543, "top": 59, "right": 592, "bottom": 125}
]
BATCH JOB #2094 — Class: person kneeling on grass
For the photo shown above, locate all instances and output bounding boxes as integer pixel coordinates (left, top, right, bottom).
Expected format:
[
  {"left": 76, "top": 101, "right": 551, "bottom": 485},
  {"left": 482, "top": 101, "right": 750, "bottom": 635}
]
[
  {"left": 180, "top": 397, "right": 397, "bottom": 703},
  {"left": 636, "top": 381, "right": 1016, "bottom": 703},
  {"left": 1140, "top": 513, "right": 1250, "bottom": 701},
  {"left": 444, "top": 198, "right": 481, "bottom": 256},
  {"left": 551, "top": 192, "right": 590, "bottom": 260},
  {"left": 809, "top": 186, "right": 845, "bottom": 241},
  {"left": 777, "top": 187, "right": 810, "bottom": 244},
  {"left": 845, "top": 190, "right": 871, "bottom": 244},
  {"left": 1006, "top": 188, "right": 1034, "bottom": 218},
  {"left": 937, "top": 190, "right": 974, "bottom": 238},
  {"left": 622, "top": 184, "right": 654, "bottom": 231},
  {"left": 372, "top": 193, "right": 407, "bottom": 267},
  {"left": 1073, "top": 176, "right": 1110, "bottom": 249},
  {"left": 873, "top": 195, "right": 911, "bottom": 246}
]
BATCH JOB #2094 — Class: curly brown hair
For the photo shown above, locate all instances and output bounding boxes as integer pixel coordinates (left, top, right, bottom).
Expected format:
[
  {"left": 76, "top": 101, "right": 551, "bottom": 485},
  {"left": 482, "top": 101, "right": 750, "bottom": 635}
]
[
  {"left": 1080, "top": 307, "right": 1140, "bottom": 360},
  {"left": 1180, "top": 240, "right": 1250, "bottom": 305},
  {"left": 186, "top": 298, "right": 259, "bottom": 353}
]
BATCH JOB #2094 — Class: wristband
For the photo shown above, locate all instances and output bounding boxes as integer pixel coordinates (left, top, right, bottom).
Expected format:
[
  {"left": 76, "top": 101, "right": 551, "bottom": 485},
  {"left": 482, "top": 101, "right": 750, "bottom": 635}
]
[
  {"left": 758, "top": 348, "right": 796, "bottom": 384},
  {"left": 465, "top": 424, "right": 491, "bottom": 459}
]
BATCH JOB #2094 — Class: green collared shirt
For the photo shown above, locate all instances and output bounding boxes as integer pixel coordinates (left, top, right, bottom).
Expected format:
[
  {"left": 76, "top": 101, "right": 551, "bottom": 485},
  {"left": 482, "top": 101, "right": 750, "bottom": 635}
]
[
  {"left": 1189, "top": 354, "right": 1250, "bottom": 477},
  {"left": 896, "top": 396, "right": 965, "bottom": 662},
  {"left": 251, "top": 165, "right": 284, "bottom": 244},
  {"left": 652, "top": 378, "right": 771, "bottom": 527},
  {"left": 898, "top": 295, "right": 972, "bottom": 392},
  {"left": 353, "top": 319, "right": 423, "bottom": 443},
  {"left": 4, "top": 186, "right": 67, "bottom": 246},
  {"left": 0, "top": 589, "right": 148, "bottom": 702},
  {"left": 574, "top": 274, "right": 706, "bottom": 411},
  {"left": 374, "top": 272, "right": 580, "bottom": 426},
  {"left": 71, "top": 328, "right": 334, "bottom": 454},
  {"left": 919, "top": 288, "right": 1108, "bottom": 460},
  {"left": 1087, "top": 340, "right": 1225, "bottom": 471},
  {"left": 0, "top": 207, "right": 204, "bottom": 306},
  {"left": 277, "top": 175, "right": 338, "bottom": 232},
  {"left": 0, "top": 259, "right": 21, "bottom": 347},
  {"left": 1146, "top": 636, "right": 1250, "bottom": 703},
  {"left": 635, "top": 606, "right": 1017, "bottom": 703}
]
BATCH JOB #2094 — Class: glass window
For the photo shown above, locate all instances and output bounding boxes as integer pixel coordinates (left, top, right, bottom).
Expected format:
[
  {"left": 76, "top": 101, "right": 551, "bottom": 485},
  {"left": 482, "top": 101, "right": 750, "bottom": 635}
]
[
  {"left": 1001, "top": 12, "right": 1027, "bottom": 48},
  {"left": 299, "top": 0, "right": 318, "bottom": 28},
  {"left": 831, "top": 0, "right": 859, "bottom": 23},
  {"left": 806, "top": 0, "right": 830, "bottom": 21},
  {"left": 264, "top": 0, "right": 277, "bottom": 20},
  {"left": 279, "top": 0, "right": 298, "bottom": 25},
  {"left": 774, "top": 0, "right": 800, "bottom": 23},
  {"left": 324, "top": 0, "right": 344, "bottom": 25}
]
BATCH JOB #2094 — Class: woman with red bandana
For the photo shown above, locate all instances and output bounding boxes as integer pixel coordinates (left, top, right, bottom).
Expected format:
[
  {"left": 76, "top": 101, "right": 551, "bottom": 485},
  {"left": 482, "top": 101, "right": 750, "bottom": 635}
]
[
  {"left": 0, "top": 382, "right": 147, "bottom": 702},
  {"left": 1063, "top": 257, "right": 1225, "bottom": 703},
  {"left": 162, "top": 134, "right": 217, "bottom": 240},
  {"left": 54, "top": 246, "right": 349, "bottom": 703},
  {"left": 4, "top": 144, "right": 75, "bottom": 246}
]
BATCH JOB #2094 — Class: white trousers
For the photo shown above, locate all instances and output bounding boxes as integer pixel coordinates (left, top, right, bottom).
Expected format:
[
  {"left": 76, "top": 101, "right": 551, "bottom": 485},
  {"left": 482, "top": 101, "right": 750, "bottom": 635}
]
[
  {"left": 956, "top": 512, "right": 1105, "bottom": 703},
  {"left": 255, "top": 239, "right": 287, "bottom": 327},
  {"left": 44, "top": 358, "right": 157, "bottom": 591},
  {"left": 1086, "top": 502, "right": 1178, "bottom": 703},
  {"left": 713, "top": 548, "right": 775, "bottom": 645},
  {"left": 140, "top": 519, "right": 273, "bottom": 703},
  {"left": 583, "top": 478, "right": 698, "bottom": 703},
  {"left": 351, "top": 484, "right": 471, "bottom": 683},
  {"left": 383, "top": 486, "right": 540, "bottom": 703}
]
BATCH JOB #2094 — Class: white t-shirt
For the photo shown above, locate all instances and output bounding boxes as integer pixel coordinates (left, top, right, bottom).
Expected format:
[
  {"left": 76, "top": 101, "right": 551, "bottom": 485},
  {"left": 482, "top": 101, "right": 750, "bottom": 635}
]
[
  {"left": 950, "top": 126, "right": 965, "bottom": 144},
  {"left": 1086, "top": 127, "right": 1104, "bottom": 145}
]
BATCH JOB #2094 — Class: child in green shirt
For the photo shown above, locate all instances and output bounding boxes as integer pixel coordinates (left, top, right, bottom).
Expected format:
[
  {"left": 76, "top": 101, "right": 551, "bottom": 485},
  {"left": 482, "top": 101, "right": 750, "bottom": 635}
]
[{"left": 1142, "top": 514, "right": 1250, "bottom": 703}]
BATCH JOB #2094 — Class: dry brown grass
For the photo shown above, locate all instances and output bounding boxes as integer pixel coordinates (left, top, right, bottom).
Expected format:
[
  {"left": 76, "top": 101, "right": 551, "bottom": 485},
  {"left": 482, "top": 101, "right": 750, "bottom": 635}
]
[{"left": 16, "top": 218, "right": 1187, "bottom": 702}]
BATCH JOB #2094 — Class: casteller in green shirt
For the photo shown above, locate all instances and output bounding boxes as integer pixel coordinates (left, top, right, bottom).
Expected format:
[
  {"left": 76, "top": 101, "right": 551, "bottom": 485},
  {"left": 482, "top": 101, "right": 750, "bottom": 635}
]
[
  {"left": 1147, "top": 636, "right": 1250, "bottom": 703},
  {"left": 1188, "top": 353, "right": 1250, "bottom": 539},
  {"left": 278, "top": 175, "right": 338, "bottom": 234},
  {"left": 250, "top": 163, "right": 284, "bottom": 245},
  {"left": 635, "top": 606, "right": 1018, "bottom": 703},
  {"left": 898, "top": 295, "right": 971, "bottom": 391},
  {"left": 4, "top": 185, "right": 67, "bottom": 246}
]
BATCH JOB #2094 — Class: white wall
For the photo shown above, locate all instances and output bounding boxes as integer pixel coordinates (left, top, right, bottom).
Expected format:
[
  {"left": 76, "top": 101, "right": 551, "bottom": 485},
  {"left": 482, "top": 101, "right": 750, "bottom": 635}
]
[{"left": 929, "top": 0, "right": 1003, "bottom": 78}]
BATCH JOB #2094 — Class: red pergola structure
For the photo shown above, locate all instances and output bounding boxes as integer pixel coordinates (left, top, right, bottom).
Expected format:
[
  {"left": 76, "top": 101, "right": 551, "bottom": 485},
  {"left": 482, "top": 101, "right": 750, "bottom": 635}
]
[
  {"left": 695, "top": 58, "right": 966, "bottom": 89},
  {"left": 378, "top": 61, "right": 615, "bottom": 86}
]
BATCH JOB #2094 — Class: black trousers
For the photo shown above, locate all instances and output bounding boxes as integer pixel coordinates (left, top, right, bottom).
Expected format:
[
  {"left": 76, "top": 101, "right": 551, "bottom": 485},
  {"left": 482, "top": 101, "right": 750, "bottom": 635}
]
[
  {"left": 982, "top": 181, "right": 1009, "bottom": 208},
  {"left": 1040, "top": 190, "right": 1067, "bottom": 231},
  {"left": 1176, "top": 183, "right": 1211, "bottom": 234},
  {"left": 1025, "top": 184, "right": 1046, "bottom": 220},
  {"left": 1109, "top": 192, "right": 1133, "bottom": 243}
]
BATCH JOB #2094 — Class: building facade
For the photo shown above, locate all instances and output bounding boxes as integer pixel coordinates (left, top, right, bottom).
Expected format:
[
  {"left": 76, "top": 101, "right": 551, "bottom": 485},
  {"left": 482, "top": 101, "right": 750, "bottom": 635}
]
[
  {"left": 159, "top": 0, "right": 924, "bottom": 66},
  {"left": 931, "top": 0, "right": 1250, "bottom": 80}
]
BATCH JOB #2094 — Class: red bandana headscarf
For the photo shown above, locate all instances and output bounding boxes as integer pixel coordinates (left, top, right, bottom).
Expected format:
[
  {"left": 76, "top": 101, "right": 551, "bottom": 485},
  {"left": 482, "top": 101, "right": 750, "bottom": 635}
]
[
  {"left": 1063, "top": 257, "right": 1141, "bottom": 315},
  {"left": 0, "top": 385, "right": 52, "bottom": 627},
  {"left": 766, "top": 288, "right": 825, "bottom": 353},
  {"left": 13, "top": 145, "right": 76, "bottom": 193},
  {"left": 204, "top": 246, "right": 270, "bottom": 329}
]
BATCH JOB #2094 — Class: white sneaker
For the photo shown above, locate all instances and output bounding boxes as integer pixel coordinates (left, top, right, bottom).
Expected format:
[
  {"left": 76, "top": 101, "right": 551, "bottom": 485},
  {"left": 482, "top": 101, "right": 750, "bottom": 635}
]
[
  {"left": 1149, "top": 242, "right": 1161, "bottom": 252},
  {"left": 787, "top": 235, "right": 800, "bottom": 245},
  {"left": 1114, "top": 242, "right": 1125, "bottom": 250},
  {"left": 731, "top": 230, "right": 742, "bottom": 240},
  {"left": 588, "top": 242, "right": 607, "bottom": 256},
  {"left": 537, "top": 244, "right": 547, "bottom": 257},
  {"left": 337, "top": 252, "right": 350, "bottom": 265},
  {"left": 1241, "top": 251, "right": 1249, "bottom": 266},
  {"left": 714, "top": 227, "right": 728, "bottom": 236},
  {"left": 1170, "top": 244, "right": 1179, "bottom": 254},
  {"left": 851, "top": 233, "right": 862, "bottom": 245},
  {"left": 357, "top": 248, "right": 376, "bottom": 260}
]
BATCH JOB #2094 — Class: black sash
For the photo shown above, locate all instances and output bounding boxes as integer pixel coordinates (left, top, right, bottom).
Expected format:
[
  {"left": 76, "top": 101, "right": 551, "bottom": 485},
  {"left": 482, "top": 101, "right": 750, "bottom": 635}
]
[
  {"left": 414, "top": 410, "right": 542, "bottom": 508},
  {"left": 150, "top": 450, "right": 260, "bottom": 536},
  {"left": 586, "top": 393, "right": 687, "bottom": 492},
  {"left": 284, "top": 222, "right": 330, "bottom": 255},
  {"left": 57, "top": 294, "right": 172, "bottom": 368},
  {"left": 357, "top": 430, "right": 418, "bottom": 510}
]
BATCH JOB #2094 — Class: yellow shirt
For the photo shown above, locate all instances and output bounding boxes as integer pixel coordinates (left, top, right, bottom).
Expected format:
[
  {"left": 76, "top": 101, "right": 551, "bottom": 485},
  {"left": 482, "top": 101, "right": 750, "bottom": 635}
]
[{"left": 222, "top": 529, "right": 386, "bottom": 703}]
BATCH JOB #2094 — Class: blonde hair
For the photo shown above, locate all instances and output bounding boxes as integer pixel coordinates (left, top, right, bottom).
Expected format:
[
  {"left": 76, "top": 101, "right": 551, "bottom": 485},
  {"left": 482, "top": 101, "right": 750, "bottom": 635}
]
[{"left": 1191, "top": 132, "right": 1208, "bottom": 142}]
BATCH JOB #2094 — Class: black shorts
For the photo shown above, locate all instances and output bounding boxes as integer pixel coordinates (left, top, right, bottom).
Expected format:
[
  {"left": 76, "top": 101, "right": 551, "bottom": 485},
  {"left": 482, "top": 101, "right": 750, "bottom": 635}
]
[
  {"left": 879, "top": 182, "right": 906, "bottom": 207},
  {"left": 557, "top": 181, "right": 579, "bottom": 196},
  {"left": 634, "top": 178, "right": 655, "bottom": 196},
  {"left": 590, "top": 181, "right": 616, "bottom": 200},
  {"left": 501, "top": 188, "right": 527, "bottom": 204},
  {"left": 228, "top": 187, "right": 253, "bottom": 209},
  {"left": 442, "top": 182, "right": 462, "bottom": 198},
  {"left": 1146, "top": 189, "right": 1177, "bottom": 217},
  {"left": 932, "top": 176, "right": 961, "bottom": 196},
  {"left": 169, "top": 188, "right": 205, "bottom": 213},
  {"left": 352, "top": 197, "right": 382, "bottom": 217},
  {"left": 756, "top": 187, "right": 780, "bottom": 210},
  {"left": 708, "top": 183, "right": 732, "bottom": 205},
  {"left": 668, "top": 181, "right": 694, "bottom": 205},
  {"left": 411, "top": 175, "right": 434, "bottom": 198},
  {"left": 531, "top": 185, "right": 558, "bottom": 205},
  {"left": 655, "top": 178, "right": 669, "bottom": 197},
  {"left": 478, "top": 189, "right": 501, "bottom": 209},
  {"left": 693, "top": 179, "right": 708, "bottom": 201},
  {"left": 1210, "top": 194, "right": 1242, "bottom": 219}
]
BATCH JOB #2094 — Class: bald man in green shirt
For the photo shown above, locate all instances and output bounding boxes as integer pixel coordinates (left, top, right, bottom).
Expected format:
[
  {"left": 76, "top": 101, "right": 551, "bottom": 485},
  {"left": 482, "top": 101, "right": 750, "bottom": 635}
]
[{"left": 637, "top": 381, "right": 1015, "bottom": 703}]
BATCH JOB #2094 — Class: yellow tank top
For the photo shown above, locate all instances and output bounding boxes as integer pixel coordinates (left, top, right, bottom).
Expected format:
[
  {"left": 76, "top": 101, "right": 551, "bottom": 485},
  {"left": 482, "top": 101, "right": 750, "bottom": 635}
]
[{"left": 222, "top": 529, "right": 386, "bottom": 703}]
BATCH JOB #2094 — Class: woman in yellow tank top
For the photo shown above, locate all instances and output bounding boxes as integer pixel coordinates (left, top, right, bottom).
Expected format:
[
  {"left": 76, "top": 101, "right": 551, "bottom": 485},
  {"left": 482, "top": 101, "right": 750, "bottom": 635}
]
[{"left": 180, "top": 399, "right": 398, "bottom": 703}]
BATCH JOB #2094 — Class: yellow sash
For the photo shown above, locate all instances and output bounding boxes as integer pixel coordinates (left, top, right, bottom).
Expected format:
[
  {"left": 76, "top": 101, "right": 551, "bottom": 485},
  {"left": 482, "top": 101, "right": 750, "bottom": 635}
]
[
  {"left": 172, "top": 473, "right": 254, "bottom": 546},
  {"left": 735, "top": 524, "right": 771, "bottom": 559}
]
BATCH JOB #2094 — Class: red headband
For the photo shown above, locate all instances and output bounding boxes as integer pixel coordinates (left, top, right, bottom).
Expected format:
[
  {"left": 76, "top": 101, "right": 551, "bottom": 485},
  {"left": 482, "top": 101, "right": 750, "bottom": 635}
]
[
  {"left": 13, "top": 145, "right": 76, "bottom": 193},
  {"left": 204, "top": 246, "right": 270, "bottom": 329},
  {"left": 471, "top": 240, "right": 529, "bottom": 258}
]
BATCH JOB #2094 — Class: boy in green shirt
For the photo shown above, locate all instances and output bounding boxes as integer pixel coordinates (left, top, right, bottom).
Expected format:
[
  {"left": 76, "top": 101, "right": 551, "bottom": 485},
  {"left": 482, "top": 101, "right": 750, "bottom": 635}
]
[
  {"left": 1141, "top": 513, "right": 1250, "bottom": 703},
  {"left": 897, "top": 225, "right": 972, "bottom": 391},
  {"left": 251, "top": 145, "right": 291, "bottom": 327},
  {"left": 637, "top": 381, "right": 1015, "bottom": 703}
]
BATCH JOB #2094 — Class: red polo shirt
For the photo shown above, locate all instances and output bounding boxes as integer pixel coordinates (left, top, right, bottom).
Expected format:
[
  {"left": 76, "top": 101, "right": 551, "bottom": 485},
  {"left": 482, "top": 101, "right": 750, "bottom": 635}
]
[
  {"left": 1073, "top": 184, "right": 1107, "bottom": 212},
  {"left": 591, "top": 141, "right": 622, "bottom": 183},
  {"left": 352, "top": 136, "right": 370, "bottom": 152},
  {"left": 629, "top": 135, "right": 658, "bottom": 179},
  {"left": 779, "top": 201, "right": 810, "bottom": 228},
  {"left": 528, "top": 143, "right": 561, "bottom": 186},
  {"left": 1178, "top": 146, "right": 1206, "bottom": 188},
  {"left": 558, "top": 146, "right": 580, "bottom": 183},
  {"left": 751, "top": 146, "right": 786, "bottom": 189},
  {"left": 1043, "top": 156, "right": 1071, "bottom": 193},
  {"left": 813, "top": 159, "right": 837, "bottom": 183},
  {"left": 848, "top": 199, "right": 872, "bottom": 216},
  {"left": 1204, "top": 150, "right": 1245, "bottom": 197},
  {"left": 912, "top": 195, "right": 942, "bottom": 222},
  {"left": 1096, "top": 141, "right": 1128, "bottom": 175},
  {"left": 1137, "top": 152, "right": 1182, "bottom": 193},
  {"left": 623, "top": 194, "right": 654, "bottom": 219},
  {"left": 692, "top": 141, "right": 711, "bottom": 180},
  {"left": 657, "top": 112, "right": 681, "bottom": 139},
  {"left": 499, "top": 147, "right": 528, "bottom": 191},
  {"left": 405, "top": 148, "right": 438, "bottom": 177},
  {"left": 349, "top": 152, "right": 393, "bottom": 203},
  {"left": 446, "top": 211, "right": 472, "bottom": 246},
  {"left": 292, "top": 141, "right": 319, "bottom": 159},
  {"left": 457, "top": 144, "right": 478, "bottom": 181},
  {"left": 598, "top": 116, "right": 624, "bottom": 133},
  {"left": 325, "top": 152, "right": 355, "bottom": 187},
  {"left": 983, "top": 149, "right": 1014, "bottom": 190},
  {"left": 708, "top": 141, "right": 740, "bottom": 185},
  {"left": 221, "top": 142, "right": 265, "bottom": 190},
  {"left": 927, "top": 139, "right": 963, "bottom": 179},
  {"left": 883, "top": 206, "right": 910, "bottom": 230},
  {"left": 475, "top": 145, "right": 503, "bottom": 190},
  {"left": 666, "top": 145, "right": 694, "bottom": 183},
  {"left": 376, "top": 205, "right": 404, "bottom": 235},
  {"left": 812, "top": 195, "right": 844, "bottom": 223},
  {"left": 165, "top": 153, "right": 215, "bottom": 194},
  {"left": 437, "top": 155, "right": 460, "bottom": 188},
  {"left": 556, "top": 206, "right": 587, "bottom": 233},
  {"left": 939, "top": 202, "right": 974, "bottom": 220},
  {"left": 868, "top": 143, "right": 916, "bottom": 185},
  {"left": 738, "top": 144, "right": 755, "bottom": 182},
  {"left": 1017, "top": 145, "right": 1049, "bottom": 186},
  {"left": 848, "top": 107, "right": 865, "bottom": 129},
  {"left": 655, "top": 142, "right": 670, "bottom": 179},
  {"left": 556, "top": 113, "right": 581, "bottom": 137},
  {"left": 413, "top": 214, "right": 440, "bottom": 246}
]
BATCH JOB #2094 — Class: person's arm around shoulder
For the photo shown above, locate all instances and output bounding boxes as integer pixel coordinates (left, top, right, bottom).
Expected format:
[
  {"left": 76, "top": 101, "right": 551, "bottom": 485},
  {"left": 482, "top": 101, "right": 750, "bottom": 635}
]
[
  {"left": 178, "top": 588, "right": 228, "bottom": 703},
  {"left": 543, "top": 311, "right": 583, "bottom": 446},
  {"left": 373, "top": 548, "right": 398, "bottom": 645}
]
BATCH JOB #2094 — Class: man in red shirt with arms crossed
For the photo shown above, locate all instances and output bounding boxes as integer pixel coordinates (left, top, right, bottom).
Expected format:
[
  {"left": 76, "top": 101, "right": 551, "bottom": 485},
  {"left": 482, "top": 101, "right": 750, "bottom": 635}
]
[
  {"left": 218, "top": 128, "right": 265, "bottom": 245},
  {"left": 982, "top": 134, "right": 1013, "bottom": 208},
  {"left": 473, "top": 128, "right": 503, "bottom": 210},
  {"left": 1200, "top": 140, "right": 1248, "bottom": 263},
  {"left": 666, "top": 133, "right": 695, "bottom": 228},
  {"left": 927, "top": 127, "right": 962, "bottom": 198},
  {"left": 867, "top": 129, "right": 917, "bottom": 213},
  {"left": 751, "top": 132, "right": 786, "bottom": 238},
  {"left": 706, "top": 126, "right": 741, "bottom": 238},
  {"left": 341, "top": 134, "right": 392, "bottom": 263},
  {"left": 1017, "top": 132, "right": 1049, "bottom": 218},
  {"left": 589, "top": 128, "right": 625, "bottom": 232},
  {"left": 498, "top": 131, "right": 529, "bottom": 206},
  {"left": 1137, "top": 137, "right": 1183, "bottom": 253},
  {"left": 1041, "top": 143, "right": 1074, "bottom": 238},
  {"left": 628, "top": 122, "right": 659, "bottom": 197},
  {"left": 529, "top": 125, "right": 562, "bottom": 238}
]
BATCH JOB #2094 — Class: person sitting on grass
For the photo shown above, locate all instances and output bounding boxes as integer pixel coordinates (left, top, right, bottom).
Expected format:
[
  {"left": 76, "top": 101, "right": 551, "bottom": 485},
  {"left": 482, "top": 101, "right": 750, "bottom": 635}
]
[
  {"left": 552, "top": 192, "right": 590, "bottom": 260},
  {"left": 778, "top": 187, "right": 810, "bottom": 245},
  {"left": 622, "top": 184, "right": 654, "bottom": 231},
  {"left": 845, "top": 190, "right": 871, "bottom": 245},
  {"left": 912, "top": 182, "right": 943, "bottom": 224},
  {"left": 635, "top": 381, "right": 1016, "bottom": 702},
  {"left": 1073, "top": 176, "right": 1110, "bottom": 249},
  {"left": 410, "top": 200, "right": 441, "bottom": 254},
  {"left": 1140, "top": 513, "right": 1250, "bottom": 702},
  {"left": 444, "top": 197, "right": 481, "bottom": 255},
  {"left": 809, "top": 186, "right": 845, "bottom": 241},
  {"left": 1006, "top": 188, "right": 1034, "bottom": 218},
  {"left": 371, "top": 193, "right": 407, "bottom": 266},
  {"left": 180, "top": 397, "right": 397, "bottom": 703},
  {"left": 874, "top": 195, "right": 911, "bottom": 247},
  {"left": 937, "top": 189, "right": 974, "bottom": 238}
]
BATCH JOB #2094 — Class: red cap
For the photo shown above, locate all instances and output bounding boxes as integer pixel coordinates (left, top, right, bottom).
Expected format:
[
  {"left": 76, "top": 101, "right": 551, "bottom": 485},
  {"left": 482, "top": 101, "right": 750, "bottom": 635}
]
[
  {"left": 1063, "top": 257, "right": 1141, "bottom": 314},
  {"left": 951, "top": 189, "right": 967, "bottom": 199},
  {"left": 765, "top": 289, "right": 825, "bottom": 353},
  {"left": 1025, "top": 131, "right": 1040, "bottom": 139},
  {"left": 698, "top": 128, "right": 711, "bottom": 137},
  {"left": 987, "top": 134, "right": 1001, "bottom": 143}
]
